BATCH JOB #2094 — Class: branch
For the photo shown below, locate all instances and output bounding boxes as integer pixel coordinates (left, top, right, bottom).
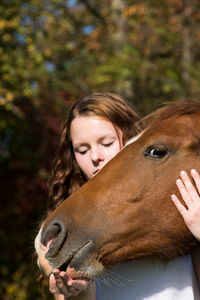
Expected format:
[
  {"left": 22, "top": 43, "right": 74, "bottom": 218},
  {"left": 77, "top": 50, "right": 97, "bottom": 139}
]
[{"left": 79, "top": 0, "right": 107, "bottom": 26}]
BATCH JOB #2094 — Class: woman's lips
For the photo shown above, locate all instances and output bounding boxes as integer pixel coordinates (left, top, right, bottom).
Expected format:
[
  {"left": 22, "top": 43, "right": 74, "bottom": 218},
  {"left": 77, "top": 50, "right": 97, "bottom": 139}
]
[{"left": 92, "top": 169, "right": 100, "bottom": 177}]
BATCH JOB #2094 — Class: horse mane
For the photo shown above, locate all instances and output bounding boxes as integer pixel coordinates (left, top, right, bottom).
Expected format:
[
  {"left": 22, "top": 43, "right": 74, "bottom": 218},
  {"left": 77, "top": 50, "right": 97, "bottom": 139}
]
[{"left": 135, "top": 101, "right": 200, "bottom": 134}]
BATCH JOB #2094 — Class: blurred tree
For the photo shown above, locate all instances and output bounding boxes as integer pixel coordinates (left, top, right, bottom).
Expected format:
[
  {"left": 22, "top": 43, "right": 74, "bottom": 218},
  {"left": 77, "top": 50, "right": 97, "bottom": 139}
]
[
  {"left": 1, "top": 0, "right": 200, "bottom": 114},
  {"left": 0, "top": 0, "right": 200, "bottom": 299}
]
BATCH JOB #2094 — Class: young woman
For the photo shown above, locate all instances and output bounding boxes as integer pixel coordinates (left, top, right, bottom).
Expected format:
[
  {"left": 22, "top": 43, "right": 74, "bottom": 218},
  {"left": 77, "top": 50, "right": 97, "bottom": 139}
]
[
  {"left": 47, "top": 92, "right": 140, "bottom": 299},
  {"left": 47, "top": 93, "right": 200, "bottom": 299}
]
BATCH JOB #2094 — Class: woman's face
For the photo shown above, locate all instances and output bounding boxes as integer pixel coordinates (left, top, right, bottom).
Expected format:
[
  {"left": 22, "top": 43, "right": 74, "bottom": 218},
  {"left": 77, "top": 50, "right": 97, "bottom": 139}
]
[{"left": 70, "top": 116, "right": 123, "bottom": 180}]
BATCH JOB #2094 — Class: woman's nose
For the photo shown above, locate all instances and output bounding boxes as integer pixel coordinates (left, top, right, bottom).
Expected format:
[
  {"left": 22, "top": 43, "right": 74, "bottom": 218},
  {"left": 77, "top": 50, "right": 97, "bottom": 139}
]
[{"left": 90, "top": 148, "right": 104, "bottom": 163}]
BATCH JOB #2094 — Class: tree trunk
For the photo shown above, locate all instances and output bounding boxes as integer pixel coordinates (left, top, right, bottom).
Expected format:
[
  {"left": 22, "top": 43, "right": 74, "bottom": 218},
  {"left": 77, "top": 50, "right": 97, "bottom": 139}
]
[{"left": 181, "top": 0, "right": 194, "bottom": 100}]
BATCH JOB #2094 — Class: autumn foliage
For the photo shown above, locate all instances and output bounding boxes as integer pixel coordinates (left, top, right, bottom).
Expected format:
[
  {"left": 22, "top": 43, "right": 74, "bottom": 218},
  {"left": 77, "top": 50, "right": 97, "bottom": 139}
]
[{"left": 1, "top": 0, "right": 200, "bottom": 298}]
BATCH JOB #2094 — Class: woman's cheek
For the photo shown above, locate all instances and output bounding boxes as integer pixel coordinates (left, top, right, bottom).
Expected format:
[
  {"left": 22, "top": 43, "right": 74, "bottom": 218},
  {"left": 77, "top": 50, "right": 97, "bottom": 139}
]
[
  {"left": 75, "top": 154, "right": 85, "bottom": 170},
  {"left": 109, "top": 143, "right": 121, "bottom": 159},
  {"left": 76, "top": 155, "right": 92, "bottom": 179}
]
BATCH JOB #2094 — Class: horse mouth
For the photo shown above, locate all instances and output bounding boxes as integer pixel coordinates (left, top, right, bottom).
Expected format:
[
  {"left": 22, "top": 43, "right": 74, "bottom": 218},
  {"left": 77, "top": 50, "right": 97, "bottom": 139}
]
[
  {"left": 58, "top": 261, "right": 92, "bottom": 282},
  {"left": 55, "top": 240, "right": 94, "bottom": 280}
]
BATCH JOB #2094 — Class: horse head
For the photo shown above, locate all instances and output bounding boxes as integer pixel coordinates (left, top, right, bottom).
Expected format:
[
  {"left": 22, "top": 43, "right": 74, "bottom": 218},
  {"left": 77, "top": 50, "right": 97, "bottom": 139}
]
[{"left": 35, "top": 101, "right": 200, "bottom": 281}]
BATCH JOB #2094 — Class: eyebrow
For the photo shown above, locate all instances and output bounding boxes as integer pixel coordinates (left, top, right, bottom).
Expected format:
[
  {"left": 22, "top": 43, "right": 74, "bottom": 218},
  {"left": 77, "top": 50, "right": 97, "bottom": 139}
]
[{"left": 73, "top": 143, "right": 89, "bottom": 149}]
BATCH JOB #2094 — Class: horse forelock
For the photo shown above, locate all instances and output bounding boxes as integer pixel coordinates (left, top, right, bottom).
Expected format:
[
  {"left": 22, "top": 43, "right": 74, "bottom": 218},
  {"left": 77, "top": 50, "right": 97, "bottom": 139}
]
[{"left": 135, "top": 101, "right": 200, "bottom": 134}]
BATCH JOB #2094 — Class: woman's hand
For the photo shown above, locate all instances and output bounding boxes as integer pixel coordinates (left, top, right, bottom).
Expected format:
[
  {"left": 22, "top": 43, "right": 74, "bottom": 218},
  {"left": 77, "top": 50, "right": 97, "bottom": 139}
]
[
  {"left": 171, "top": 169, "right": 200, "bottom": 241},
  {"left": 49, "top": 269, "right": 88, "bottom": 297}
]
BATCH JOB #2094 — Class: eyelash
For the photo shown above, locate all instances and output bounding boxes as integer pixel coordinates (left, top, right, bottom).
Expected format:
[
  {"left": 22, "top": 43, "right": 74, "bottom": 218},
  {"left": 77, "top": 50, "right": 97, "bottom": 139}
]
[
  {"left": 79, "top": 150, "right": 88, "bottom": 155},
  {"left": 103, "top": 142, "right": 113, "bottom": 147},
  {"left": 78, "top": 142, "right": 114, "bottom": 155}
]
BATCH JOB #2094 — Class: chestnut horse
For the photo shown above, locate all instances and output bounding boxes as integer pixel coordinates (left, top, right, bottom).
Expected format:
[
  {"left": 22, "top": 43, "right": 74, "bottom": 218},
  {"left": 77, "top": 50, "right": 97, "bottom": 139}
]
[{"left": 35, "top": 101, "right": 200, "bottom": 298}]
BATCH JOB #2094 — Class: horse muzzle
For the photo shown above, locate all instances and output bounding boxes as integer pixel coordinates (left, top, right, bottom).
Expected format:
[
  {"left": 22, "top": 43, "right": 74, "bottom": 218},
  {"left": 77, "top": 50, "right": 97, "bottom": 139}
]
[{"left": 35, "top": 220, "right": 103, "bottom": 278}]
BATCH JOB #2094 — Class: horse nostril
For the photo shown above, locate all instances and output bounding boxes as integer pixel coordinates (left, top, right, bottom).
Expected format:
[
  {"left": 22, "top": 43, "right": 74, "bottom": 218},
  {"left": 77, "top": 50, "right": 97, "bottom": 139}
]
[{"left": 41, "top": 220, "right": 67, "bottom": 253}]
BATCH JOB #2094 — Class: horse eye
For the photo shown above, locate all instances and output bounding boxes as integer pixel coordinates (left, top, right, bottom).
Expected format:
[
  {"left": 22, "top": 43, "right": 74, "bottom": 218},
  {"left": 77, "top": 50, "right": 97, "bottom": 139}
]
[{"left": 143, "top": 145, "right": 169, "bottom": 158}]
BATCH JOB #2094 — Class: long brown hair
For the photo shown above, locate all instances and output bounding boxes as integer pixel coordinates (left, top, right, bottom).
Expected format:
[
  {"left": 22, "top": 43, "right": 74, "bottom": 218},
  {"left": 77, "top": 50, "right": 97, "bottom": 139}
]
[{"left": 48, "top": 93, "right": 139, "bottom": 212}]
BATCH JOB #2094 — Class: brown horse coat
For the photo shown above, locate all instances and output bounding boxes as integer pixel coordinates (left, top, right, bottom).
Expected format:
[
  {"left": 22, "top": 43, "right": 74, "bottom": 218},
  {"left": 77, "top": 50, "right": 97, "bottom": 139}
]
[{"left": 35, "top": 101, "right": 200, "bottom": 299}]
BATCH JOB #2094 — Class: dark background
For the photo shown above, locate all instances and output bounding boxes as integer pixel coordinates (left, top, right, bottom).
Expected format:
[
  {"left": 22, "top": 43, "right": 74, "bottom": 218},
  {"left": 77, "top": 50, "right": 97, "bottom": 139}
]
[{"left": 1, "top": 0, "right": 200, "bottom": 299}]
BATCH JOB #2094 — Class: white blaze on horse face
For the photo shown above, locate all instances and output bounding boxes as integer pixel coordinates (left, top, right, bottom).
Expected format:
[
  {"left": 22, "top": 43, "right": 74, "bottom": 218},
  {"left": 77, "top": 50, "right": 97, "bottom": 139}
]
[
  {"left": 124, "top": 131, "right": 145, "bottom": 147},
  {"left": 35, "top": 226, "right": 53, "bottom": 275},
  {"left": 34, "top": 226, "right": 44, "bottom": 269},
  {"left": 35, "top": 226, "right": 43, "bottom": 258}
]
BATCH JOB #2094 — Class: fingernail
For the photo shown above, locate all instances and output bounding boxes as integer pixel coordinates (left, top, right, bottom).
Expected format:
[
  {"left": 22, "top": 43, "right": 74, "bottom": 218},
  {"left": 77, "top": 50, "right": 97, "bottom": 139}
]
[
  {"left": 176, "top": 179, "right": 182, "bottom": 184},
  {"left": 171, "top": 194, "right": 176, "bottom": 199},
  {"left": 180, "top": 170, "right": 186, "bottom": 176},
  {"left": 191, "top": 169, "right": 197, "bottom": 174}
]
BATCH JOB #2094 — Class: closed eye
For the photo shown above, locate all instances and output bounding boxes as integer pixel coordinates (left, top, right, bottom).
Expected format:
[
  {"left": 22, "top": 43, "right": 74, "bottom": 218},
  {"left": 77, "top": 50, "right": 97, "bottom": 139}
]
[
  {"left": 103, "top": 142, "right": 113, "bottom": 147},
  {"left": 79, "top": 150, "right": 87, "bottom": 155},
  {"left": 143, "top": 145, "right": 169, "bottom": 159},
  {"left": 74, "top": 147, "right": 89, "bottom": 155}
]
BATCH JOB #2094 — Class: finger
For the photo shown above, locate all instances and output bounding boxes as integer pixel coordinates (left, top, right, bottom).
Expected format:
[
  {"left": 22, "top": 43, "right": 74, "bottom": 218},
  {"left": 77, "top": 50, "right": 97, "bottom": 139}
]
[
  {"left": 59, "top": 271, "right": 89, "bottom": 288},
  {"left": 176, "top": 178, "right": 191, "bottom": 208},
  {"left": 49, "top": 273, "right": 60, "bottom": 294},
  {"left": 51, "top": 270, "right": 84, "bottom": 297},
  {"left": 59, "top": 272, "right": 73, "bottom": 287},
  {"left": 58, "top": 279, "right": 86, "bottom": 297},
  {"left": 68, "top": 278, "right": 88, "bottom": 288},
  {"left": 53, "top": 272, "right": 65, "bottom": 290},
  {"left": 62, "top": 283, "right": 85, "bottom": 296},
  {"left": 60, "top": 272, "right": 87, "bottom": 286},
  {"left": 191, "top": 169, "right": 200, "bottom": 196},
  {"left": 60, "top": 286, "right": 81, "bottom": 297},
  {"left": 72, "top": 279, "right": 88, "bottom": 286},
  {"left": 180, "top": 171, "right": 199, "bottom": 201},
  {"left": 171, "top": 194, "right": 188, "bottom": 217},
  {"left": 53, "top": 269, "right": 60, "bottom": 276}
]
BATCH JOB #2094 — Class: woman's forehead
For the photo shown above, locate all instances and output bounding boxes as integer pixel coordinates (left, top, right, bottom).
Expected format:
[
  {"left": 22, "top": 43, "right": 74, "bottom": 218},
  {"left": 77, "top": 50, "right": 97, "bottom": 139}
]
[{"left": 70, "top": 116, "right": 119, "bottom": 144}]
